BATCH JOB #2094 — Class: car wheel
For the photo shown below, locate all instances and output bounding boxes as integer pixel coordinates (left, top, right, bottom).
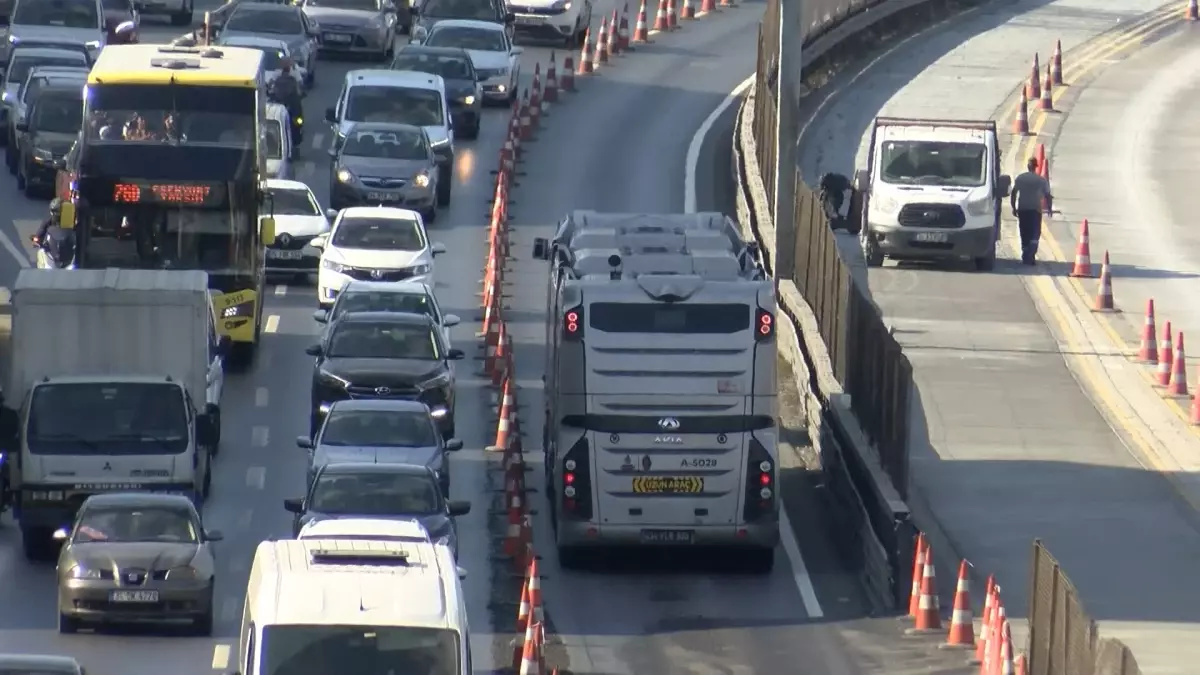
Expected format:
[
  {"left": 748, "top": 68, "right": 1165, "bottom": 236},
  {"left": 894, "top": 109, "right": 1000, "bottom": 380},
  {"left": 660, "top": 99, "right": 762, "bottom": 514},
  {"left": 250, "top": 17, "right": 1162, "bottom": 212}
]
[
  {"left": 171, "top": 0, "right": 192, "bottom": 26},
  {"left": 15, "top": 156, "right": 27, "bottom": 192},
  {"left": 436, "top": 173, "right": 451, "bottom": 207},
  {"left": 862, "top": 230, "right": 883, "bottom": 267},
  {"left": 58, "top": 611, "right": 80, "bottom": 634},
  {"left": 5, "top": 145, "right": 16, "bottom": 174}
]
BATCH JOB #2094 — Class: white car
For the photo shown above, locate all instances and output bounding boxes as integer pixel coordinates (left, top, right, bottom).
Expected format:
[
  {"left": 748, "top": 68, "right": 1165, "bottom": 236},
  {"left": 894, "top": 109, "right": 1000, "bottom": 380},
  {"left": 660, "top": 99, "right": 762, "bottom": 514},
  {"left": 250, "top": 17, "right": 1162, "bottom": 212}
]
[
  {"left": 216, "top": 35, "right": 308, "bottom": 90},
  {"left": 5, "top": 0, "right": 108, "bottom": 64},
  {"left": 508, "top": 0, "right": 592, "bottom": 47},
  {"left": 313, "top": 278, "right": 460, "bottom": 349},
  {"left": 263, "top": 179, "right": 331, "bottom": 279},
  {"left": 314, "top": 206, "right": 446, "bottom": 307},
  {"left": 417, "top": 19, "right": 521, "bottom": 106}
]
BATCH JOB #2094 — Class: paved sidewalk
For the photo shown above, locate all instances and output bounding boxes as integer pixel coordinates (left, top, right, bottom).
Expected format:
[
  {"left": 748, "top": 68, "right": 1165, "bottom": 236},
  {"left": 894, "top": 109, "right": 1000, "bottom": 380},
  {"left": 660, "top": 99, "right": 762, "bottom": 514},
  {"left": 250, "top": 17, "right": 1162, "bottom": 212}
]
[{"left": 795, "top": 0, "right": 1200, "bottom": 671}]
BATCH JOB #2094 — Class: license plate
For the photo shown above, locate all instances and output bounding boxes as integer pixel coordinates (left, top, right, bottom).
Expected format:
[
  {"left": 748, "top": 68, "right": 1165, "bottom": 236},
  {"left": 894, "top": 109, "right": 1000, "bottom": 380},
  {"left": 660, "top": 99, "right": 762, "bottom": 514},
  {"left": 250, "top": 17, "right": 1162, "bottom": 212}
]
[
  {"left": 266, "top": 249, "right": 302, "bottom": 260},
  {"left": 324, "top": 33, "right": 352, "bottom": 43},
  {"left": 110, "top": 590, "right": 158, "bottom": 603},
  {"left": 631, "top": 476, "right": 704, "bottom": 494},
  {"left": 640, "top": 529, "right": 694, "bottom": 544},
  {"left": 914, "top": 232, "right": 949, "bottom": 243},
  {"left": 366, "top": 191, "right": 399, "bottom": 202},
  {"left": 514, "top": 14, "right": 544, "bottom": 23}
]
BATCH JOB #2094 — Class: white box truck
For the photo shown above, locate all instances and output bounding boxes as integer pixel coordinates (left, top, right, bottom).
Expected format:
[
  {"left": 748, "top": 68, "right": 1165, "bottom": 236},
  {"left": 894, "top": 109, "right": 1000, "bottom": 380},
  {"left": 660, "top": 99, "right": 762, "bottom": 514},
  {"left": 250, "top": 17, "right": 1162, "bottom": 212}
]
[{"left": 0, "top": 268, "right": 227, "bottom": 560}]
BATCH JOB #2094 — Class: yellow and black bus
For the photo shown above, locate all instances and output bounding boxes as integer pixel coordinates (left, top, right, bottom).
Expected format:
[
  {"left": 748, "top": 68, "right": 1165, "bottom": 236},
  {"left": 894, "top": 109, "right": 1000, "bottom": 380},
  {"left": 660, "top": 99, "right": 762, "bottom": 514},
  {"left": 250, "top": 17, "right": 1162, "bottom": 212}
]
[{"left": 60, "top": 44, "right": 277, "bottom": 364}]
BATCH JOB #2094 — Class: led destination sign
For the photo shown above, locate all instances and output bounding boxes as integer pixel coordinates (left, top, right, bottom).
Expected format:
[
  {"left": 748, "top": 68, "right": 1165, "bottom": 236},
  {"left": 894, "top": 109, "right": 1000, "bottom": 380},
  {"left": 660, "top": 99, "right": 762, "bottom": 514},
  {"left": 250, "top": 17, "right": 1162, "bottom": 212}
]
[{"left": 112, "top": 182, "right": 226, "bottom": 206}]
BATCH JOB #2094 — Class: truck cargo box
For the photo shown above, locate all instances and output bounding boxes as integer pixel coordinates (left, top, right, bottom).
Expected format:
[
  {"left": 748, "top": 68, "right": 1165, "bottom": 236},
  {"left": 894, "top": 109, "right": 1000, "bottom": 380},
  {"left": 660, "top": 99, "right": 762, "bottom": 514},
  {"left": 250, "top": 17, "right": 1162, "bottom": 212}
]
[{"left": 8, "top": 269, "right": 213, "bottom": 404}]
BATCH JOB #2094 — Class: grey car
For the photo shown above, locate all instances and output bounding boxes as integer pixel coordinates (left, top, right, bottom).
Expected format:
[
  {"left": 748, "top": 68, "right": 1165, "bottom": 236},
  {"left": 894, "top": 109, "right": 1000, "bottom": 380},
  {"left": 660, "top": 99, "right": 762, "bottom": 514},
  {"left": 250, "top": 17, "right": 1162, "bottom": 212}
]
[
  {"left": 298, "top": 398, "right": 463, "bottom": 495},
  {"left": 0, "top": 45, "right": 90, "bottom": 147},
  {"left": 6, "top": 64, "right": 86, "bottom": 172},
  {"left": 54, "top": 493, "right": 223, "bottom": 636},
  {"left": 15, "top": 84, "right": 81, "bottom": 197},
  {"left": 328, "top": 122, "right": 441, "bottom": 219},
  {"left": 299, "top": 0, "right": 397, "bottom": 60},
  {"left": 391, "top": 45, "right": 481, "bottom": 139},
  {"left": 217, "top": 3, "right": 319, "bottom": 86}
]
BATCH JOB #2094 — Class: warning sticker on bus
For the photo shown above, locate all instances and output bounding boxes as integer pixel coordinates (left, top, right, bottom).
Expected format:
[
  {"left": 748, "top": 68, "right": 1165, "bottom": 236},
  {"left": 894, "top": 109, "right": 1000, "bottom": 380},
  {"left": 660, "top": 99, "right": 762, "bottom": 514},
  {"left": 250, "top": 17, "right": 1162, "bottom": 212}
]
[{"left": 632, "top": 476, "right": 704, "bottom": 494}]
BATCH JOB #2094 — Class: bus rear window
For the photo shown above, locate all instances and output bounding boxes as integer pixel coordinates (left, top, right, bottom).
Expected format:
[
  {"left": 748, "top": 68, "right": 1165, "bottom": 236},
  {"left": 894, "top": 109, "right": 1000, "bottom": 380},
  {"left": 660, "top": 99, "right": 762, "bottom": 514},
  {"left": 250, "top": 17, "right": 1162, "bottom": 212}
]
[{"left": 588, "top": 303, "right": 750, "bottom": 334}]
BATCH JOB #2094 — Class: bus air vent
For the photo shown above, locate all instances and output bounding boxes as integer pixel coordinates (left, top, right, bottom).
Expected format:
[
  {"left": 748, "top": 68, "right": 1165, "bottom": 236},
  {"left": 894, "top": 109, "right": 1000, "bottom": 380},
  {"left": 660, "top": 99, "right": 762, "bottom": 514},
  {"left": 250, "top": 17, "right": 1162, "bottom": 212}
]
[{"left": 150, "top": 58, "right": 202, "bottom": 70}]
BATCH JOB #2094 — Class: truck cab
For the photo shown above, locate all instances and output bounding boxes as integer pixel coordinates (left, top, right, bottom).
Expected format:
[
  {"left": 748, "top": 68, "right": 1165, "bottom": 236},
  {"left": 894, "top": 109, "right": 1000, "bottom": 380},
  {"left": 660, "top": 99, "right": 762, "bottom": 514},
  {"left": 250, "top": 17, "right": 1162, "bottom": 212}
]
[{"left": 853, "top": 117, "right": 1011, "bottom": 271}]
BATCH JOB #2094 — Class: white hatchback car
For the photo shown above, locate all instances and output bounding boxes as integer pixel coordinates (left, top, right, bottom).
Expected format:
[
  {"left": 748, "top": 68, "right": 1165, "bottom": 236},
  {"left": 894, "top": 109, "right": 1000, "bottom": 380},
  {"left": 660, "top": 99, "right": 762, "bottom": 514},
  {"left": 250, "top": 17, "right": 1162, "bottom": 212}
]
[{"left": 314, "top": 206, "right": 445, "bottom": 307}]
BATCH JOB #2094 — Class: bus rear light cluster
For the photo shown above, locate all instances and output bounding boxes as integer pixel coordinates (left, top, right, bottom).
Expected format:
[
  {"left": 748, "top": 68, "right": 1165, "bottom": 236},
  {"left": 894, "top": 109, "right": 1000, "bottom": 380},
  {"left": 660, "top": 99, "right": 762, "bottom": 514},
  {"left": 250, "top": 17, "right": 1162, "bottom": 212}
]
[
  {"left": 743, "top": 440, "right": 776, "bottom": 521},
  {"left": 561, "top": 437, "right": 593, "bottom": 520},
  {"left": 755, "top": 309, "right": 774, "bottom": 341}
]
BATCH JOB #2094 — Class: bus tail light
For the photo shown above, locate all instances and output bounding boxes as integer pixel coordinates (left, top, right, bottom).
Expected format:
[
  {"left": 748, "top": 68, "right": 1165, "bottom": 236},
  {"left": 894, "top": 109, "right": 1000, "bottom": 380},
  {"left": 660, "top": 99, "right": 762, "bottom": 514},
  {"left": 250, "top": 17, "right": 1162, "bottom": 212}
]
[
  {"left": 562, "top": 305, "right": 584, "bottom": 341},
  {"left": 743, "top": 438, "right": 776, "bottom": 521},
  {"left": 755, "top": 309, "right": 775, "bottom": 342},
  {"left": 561, "top": 437, "right": 593, "bottom": 520}
]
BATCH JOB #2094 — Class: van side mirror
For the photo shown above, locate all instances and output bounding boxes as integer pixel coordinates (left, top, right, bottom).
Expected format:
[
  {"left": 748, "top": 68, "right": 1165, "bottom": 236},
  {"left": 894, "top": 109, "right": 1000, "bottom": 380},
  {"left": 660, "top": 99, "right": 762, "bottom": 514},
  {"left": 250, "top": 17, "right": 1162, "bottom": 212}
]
[
  {"left": 14, "top": 121, "right": 27, "bottom": 132},
  {"left": 448, "top": 500, "right": 471, "bottom": 516},
  {"left": 197, "top": 412, "right": 218, "bottom": 447},
  {"left": 504, "top": 11, "right": 514, "bottom": 22},
  {"left": 532, "top": 237, "right": 548, "bottom": 260},
  {"left": 446, "top": 348, "right": 464, "bottom": 360},
  {"left": 283, "top": 498, "right": 303, "bottom": 513},
  {"left": 444, "top": 439, "right": 463, "bottom": 451},
  {"left": 305, "top": 344, "right": 322, "bottom": 356},
  {"left": 296, "top": 435, "right": 313, "bottom": 449},
  {"left": 442, "top": 313, "right": 460, "bottom": 327},
  {"left": 325, "top": 107, "right": 336, "bottom": 123},
  {"left": 996, "top": 174, "right": 1012, "bottom": 198},
  {"left": 852, "top": 169, "right": 870, "bottom": 192},
  {"left": 312, "top": 309, "right": 329, "bottom": 323},
  {"left": 204, "top": 529, "right": 224, "bottom": 541}
]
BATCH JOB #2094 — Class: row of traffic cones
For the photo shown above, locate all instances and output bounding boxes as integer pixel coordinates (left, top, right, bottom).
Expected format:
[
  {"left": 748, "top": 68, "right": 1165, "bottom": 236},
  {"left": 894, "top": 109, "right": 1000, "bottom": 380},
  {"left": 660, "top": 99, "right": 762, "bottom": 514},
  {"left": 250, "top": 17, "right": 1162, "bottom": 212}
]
[
  {"left": 1135, "top": 300, "right": 1200, "bottom": 421},
  {"left": 512, "top": 558, "right": 563, "bottom": 675},
  {"left": 904, "top": 533, "right": 1028, "bottom": 675},
  {"left": 1013, "top": 41, "right": 1064, "bottom": 134},
  {"left": 578, "top": 0, "right": 736, "bottom": 75}
]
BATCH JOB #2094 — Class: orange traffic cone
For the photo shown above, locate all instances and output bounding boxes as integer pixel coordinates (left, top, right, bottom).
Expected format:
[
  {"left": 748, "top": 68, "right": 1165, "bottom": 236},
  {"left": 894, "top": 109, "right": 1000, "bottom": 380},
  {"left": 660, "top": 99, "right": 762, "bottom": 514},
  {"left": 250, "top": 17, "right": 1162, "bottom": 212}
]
[
  {"left": 1092, "top": 251, "right": 1113, "bottom": 311},
  {"left": 971, "top": 577, "right": 995, "bottom": 664},
  {"left": 681, "top": 0, "right": 694, "bottom": 19},
  {"left": 632, "top": 0, "right": 651, "bottom": 41},
  {"left": 517, "top": 619, "right": 539, "bottom": 675},
  {"left": 1015, "top": 653, "right": 1028, "bottom": 675},
  {"left": 907, "top": 533, "right": 927, "bottom": 617},
  {"left": 653, "top": 0, "right": 668, "bottom": 31},
  {"left": 666, "top": 0, "right": 678, "bottom": 28},
  {"left": 1189, "top": 0, "right": 1199, "bottom": 20},
  {"left": 528, "top": 68, "right": 542, "bottom": 128},
  {"left": 986, "top": 599, "right": 1007, "bottom": 675},
  {"left": 1013, "top": 88, "right": 1029, "bottom": 135},
  {"left": 1169, "top": 332, "right": 1189, "bottom": 397},
  {"left": 502, "top": 492, "right": 524, "bottom": 557},
  {"left": 545, "top": 52, "right": 559, "bottom": 102},
  {"left": 1029, "top": 53, "right": 1041, "bottom": 101},
  {"left": 518, "top": 91, "right": 534, "bottom": 141},
  {"left": 511, "top": 581, "right": 530, "bottom": 669},
  {"left": 699, "top": 0, "right": 715, "bottom": 12},
  {"left": 941, "top": 560, "right": 974, "bottom": 648},
  {"left": 618, "top": 3, "right": 630, "bottom": 50},
  {"left": 1138, "top": 299, "right": 1158, "bottom": 363},
  {"left": 1068, "top": 218, "right": 1092, "bottom": 277},
  {"left": 1039, "top": 63, "right": 1053, "bottom": 111},
  {"left": 1158, "top": 320, "right": 1174, "bottom": 386},
  {"left": 906, "top": 551, "right": 941, "bottom": 633},
  {"left": 528, "top": 558, "right": 544, "bottom": 623},
  {"left": 608, "top": 9, "right": 621, "bottom": 54},
  {"left": 717, "top": 0, "right": 734, "bottom": 9},
  {"left": 1051, "top": 39, "right": 1063, "bottom": 85},
  {"left": 593, "top": 18, "right": 608, "bottom": 68},
  {"left": 999, "top": 620, "right": 1015, "bottom": 675},
  {"left": 488, "top": 376, "right": 515, "bottom": 451},
  {"left": 576, "top": 28, "right": 593, "bottom": 74}
]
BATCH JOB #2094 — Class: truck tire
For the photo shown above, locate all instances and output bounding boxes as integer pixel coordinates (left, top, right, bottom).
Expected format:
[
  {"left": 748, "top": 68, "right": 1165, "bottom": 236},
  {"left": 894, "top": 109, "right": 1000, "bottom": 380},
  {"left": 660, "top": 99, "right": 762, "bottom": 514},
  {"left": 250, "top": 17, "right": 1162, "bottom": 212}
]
[{"left": 22, "top": 526, "right": 54, "bottom": 562}]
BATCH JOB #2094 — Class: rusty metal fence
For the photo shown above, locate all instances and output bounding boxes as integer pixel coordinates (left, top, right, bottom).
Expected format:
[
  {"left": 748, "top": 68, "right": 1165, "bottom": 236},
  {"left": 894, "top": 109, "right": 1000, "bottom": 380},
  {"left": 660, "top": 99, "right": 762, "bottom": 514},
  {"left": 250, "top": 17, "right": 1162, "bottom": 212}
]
[{"left": 1028, "top": 540, "right": 1142, "bottom": 675}]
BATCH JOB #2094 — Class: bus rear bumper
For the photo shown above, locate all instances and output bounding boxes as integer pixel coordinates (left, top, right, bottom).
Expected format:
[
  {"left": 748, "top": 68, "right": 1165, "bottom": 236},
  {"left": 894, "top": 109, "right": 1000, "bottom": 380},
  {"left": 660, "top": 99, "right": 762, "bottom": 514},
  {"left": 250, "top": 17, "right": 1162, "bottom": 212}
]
[{"left": 557, "top": 520, "right": 779, "bottom": 549}]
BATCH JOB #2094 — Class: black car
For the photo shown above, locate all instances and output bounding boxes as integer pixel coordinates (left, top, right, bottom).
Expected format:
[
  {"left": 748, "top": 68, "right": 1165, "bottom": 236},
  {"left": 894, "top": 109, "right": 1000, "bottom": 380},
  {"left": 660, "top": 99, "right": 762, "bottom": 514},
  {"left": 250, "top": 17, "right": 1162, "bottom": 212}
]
[
  {"left": 15, "top": 84, "right": 81, "bottom": 197},
  {"left": 285, "top": 462, "right": 471, "bottom": 557},
  {"left": 390, "top": 45, "right": 481, "bottom": 139},
  {"left": 307, "top": 311, "right": 463, "bottom": 438},
  {"left": 411, "top": 0, "right": 512, "bottom": 41}
]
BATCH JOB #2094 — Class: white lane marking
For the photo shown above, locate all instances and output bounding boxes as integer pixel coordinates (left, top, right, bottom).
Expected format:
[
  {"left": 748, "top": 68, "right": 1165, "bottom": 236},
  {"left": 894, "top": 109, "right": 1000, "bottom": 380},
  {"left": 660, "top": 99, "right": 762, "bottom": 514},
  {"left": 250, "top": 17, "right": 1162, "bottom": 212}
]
[
  {"left": 251, "top": 426, "right": 270, "bottom": 448},
  {"left": 273, "top": 284, "right": 287, "bottom": 296},
  {"left": 246, "top": 465, "right": 266, "bottom": 489},
  {"left": 211, "top": 644, "right": 232, "bottom": 670},
  {"left": 686, "top": 80, "right": 825, "bottom": 620},
  {"left": 264, "top": 314, "right": 280, "bottom": 333},
  {"left": 684, "top": 75, "right": 754, "bottom": 213},
  {"left": 255, "top": 387, "right": 269, "bottom": 407},
  {"left": 0, "top": 228, "right": 31, "bottom": 268}
]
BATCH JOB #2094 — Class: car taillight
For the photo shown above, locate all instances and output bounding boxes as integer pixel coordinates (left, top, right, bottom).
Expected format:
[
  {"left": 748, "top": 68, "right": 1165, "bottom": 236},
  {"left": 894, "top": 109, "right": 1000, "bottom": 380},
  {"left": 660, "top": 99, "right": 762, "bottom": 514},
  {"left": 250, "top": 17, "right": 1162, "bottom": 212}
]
[
  {"left": 743, "top": 438, "right": 776, "bottom": 521},
  {"left": 560, "top": 437, "right": 592, "bottom": 520},
  {"left": 755, "top": 309, "right": 774, "bottom": 342},
  {"left": 562, "top": 305, "right": 584, "bottom": 341}
]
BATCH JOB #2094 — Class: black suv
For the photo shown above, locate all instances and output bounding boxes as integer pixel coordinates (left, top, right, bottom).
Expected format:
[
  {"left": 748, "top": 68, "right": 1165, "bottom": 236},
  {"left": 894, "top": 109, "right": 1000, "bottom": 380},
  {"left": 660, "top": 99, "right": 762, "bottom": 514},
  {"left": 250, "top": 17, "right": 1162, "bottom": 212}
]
[{"left": 307, "top": 311, "right": 464, "bottom": 439}]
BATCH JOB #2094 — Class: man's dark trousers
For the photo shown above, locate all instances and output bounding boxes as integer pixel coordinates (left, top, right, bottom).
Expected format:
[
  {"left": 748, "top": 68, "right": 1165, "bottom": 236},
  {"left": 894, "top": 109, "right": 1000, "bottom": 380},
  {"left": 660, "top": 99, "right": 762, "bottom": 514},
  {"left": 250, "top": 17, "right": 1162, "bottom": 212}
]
[{"left": 1016, "top": 209, "right": 1042, "bottom": 263}]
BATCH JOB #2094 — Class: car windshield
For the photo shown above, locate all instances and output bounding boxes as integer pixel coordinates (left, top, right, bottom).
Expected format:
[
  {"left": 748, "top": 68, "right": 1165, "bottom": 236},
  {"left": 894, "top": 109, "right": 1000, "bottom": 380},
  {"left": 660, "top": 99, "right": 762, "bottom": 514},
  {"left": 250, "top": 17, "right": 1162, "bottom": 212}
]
[
  {"left": 7, "top": 56, "right": 88, "bottom": 89},
  {"left": 260, "top": 625, "right": 459, "bottom": 675},
  {"left": 270, "top": 186, "right": 320, "bottom": 215},
  {"left": 328, "top": 321, "right": 441, "bottom": 359},
  {"left": 333, "top": 290, "right": 436, "bottom": 321},
  {"left": 225, "top": 8, "right": 302, "bottom": 34},
  {"left": 345, "top": 85, "right": 444, "bottom": 126},
  {"left": 73, "top": 506, "right": 199, "bottom": 543},
  {"left": 420, "top": 0, "right": 497, "bottom": 20},
  {"left": 12, "top": 0, "right": 99, "bottom": 27},
  {"left": 342, "top": 129, "right": 428, "bottom": 160},
  {"left": 304, "top": 0, "right": 376, "bottom": 9},
  {"left": 264, "top": 119, "right": 284, "bottom": 158},
  {"left": 33, "top": 92, "right": 83, "bottom": 133},
  {"left": 331, "top": 216, "right": 425, "bottom": 250},
  {"left": 310, "top": 472, "right": 441, "bottom": 515},
  {"left": 878, "top": 140, "right": 987, "bottom": 187},
  {"left": 392, "top": 53, "right": 474, "bottom": 80},
  {"left": 320, "top": 410, "right": 439, "bottom": 447},
  {"left": 427, "top": 26, "right": 506, "bottom": 51},
  {"left": 26, "top": 382, "right": 190, "bottom": 455}
]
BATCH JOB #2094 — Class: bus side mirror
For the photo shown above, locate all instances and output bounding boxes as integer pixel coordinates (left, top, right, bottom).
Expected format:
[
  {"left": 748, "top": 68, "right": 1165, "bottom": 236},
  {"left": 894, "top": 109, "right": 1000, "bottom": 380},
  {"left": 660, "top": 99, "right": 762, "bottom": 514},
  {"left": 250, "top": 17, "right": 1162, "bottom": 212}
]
[
  {"left": 260, "top": 216, "right": 276, "bottom": 243},
  {"left": 58, "top": 202, "right": 76, "bottom": 230}
]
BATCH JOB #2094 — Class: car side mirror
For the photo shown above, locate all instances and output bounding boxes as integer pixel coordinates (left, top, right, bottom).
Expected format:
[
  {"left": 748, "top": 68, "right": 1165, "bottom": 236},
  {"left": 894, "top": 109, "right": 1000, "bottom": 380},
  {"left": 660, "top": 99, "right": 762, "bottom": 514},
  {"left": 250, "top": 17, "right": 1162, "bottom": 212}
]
[
  {"left": 52, "top": 527, "right": 69, "bottom": 541},
  {"left": 325, "top": 208, "right": 339, "bottom": 219},
  {"left": 442, "top": 313, "right": 460, "bottom": 327},
  {"left": 447, "top": 348, "right": 464, "bottom": 360},
  {"left": 852, "top": 169, "right": 870, "bottom": 193},
  {"left": 456, "top": 566, "right": 467, "bottom": 580},
  {"left": 14, "top": 122, "right": 27, "bottom": 132},
  {"left": 996, "top": 174, "right": 1012, "bottom": 198},
  {"left": 312, "top": 309, "right": 329, "bottom": 323},
  {"left": 511, "top": 46, "right": 523, "bottom": 55},
  {"left": 283, "top": 498, "right": 304, "bottom": 513},
  {"left": 447, "top": 500, "right": 471, "bottom": 516},
  {"left": 310, "top": 234, "right": 327, "bottom": 250},
  {"left": 296, "top": 435, "right": 313, "bottom": 449},
  {"left": 327, "top": 146, "right": 337, "bottom": 158},
  {"left": 204, "top": 529, "right": 224, "bottom": 542},
  {"left": 115, "top": 20, "right": 135, "bottom": 34},
  {"left": 305, "top": 344, "right": 322, "bottom": 356},
  {"left": 325, "top": 107, "right": 336, "bottom": 123},
  {"left": 431, "top": 241, "right": 446, "bottom": 255},
  {"left": 444, "top": 439, "right": 463, "bottom": 451}
]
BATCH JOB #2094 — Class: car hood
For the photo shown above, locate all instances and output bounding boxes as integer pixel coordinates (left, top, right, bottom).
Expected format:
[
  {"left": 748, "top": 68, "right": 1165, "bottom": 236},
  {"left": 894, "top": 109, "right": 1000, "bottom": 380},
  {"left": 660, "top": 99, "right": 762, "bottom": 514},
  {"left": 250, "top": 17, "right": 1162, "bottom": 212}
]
[
  {"left": 325, "top": 245, "right": 428, "bottom": 269},
  {"left": 273, "top": 214, "right": 329, "bottom": 237},
  {"left": 303, "top": 6, "right": 376, "bottom": 24},
  {"left": 340, "top": 156, "right": 430, "bottom": 178},
  {"left": 10, "top": 25, "right": 103, "bottom": 45},
  {"left": 30, "top": 130, "right": 75, "bottom": 154},
  {"left": 300, "top": 512, "right": 453, "bottom": 538},
  {"left": 315, "top": 444, "right": 440, "bottom": 467},
  {"left": 320, "top": 356, "right": 446, "bottom": 384},
  {"left": 464, "top": 49, "right": 510, "bottom": 71},
  {"left": 68, "top": 542, "right": 198, "bottom": 571}
]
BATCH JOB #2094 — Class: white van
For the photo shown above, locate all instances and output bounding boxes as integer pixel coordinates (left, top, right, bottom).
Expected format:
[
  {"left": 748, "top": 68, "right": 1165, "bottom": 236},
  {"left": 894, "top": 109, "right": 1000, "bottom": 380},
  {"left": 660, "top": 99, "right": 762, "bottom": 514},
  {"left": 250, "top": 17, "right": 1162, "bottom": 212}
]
[
  {"left": 236, "top": 537, "right": 471, "bottom": 675},
  {"left": 264, "top": 103, "right": 293, "bottom": 179}
]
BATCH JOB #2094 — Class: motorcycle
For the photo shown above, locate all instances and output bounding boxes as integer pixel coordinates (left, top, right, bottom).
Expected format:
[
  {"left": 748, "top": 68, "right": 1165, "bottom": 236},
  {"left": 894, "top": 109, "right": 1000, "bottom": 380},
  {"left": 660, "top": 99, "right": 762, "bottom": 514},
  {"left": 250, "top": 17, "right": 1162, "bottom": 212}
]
[
  {"left": 30, "top": 229, "right": 76, "bottom": 269},
  {"left": 267, "top": 79, "right": 304, "bottom": 149}
]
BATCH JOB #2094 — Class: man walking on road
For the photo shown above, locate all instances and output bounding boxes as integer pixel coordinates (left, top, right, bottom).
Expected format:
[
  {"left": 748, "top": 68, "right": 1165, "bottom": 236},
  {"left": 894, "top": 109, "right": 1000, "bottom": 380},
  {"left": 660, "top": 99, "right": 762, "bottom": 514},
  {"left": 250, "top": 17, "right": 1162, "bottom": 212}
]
[{"left": 1010, "top": 158, "right": 1053, "bottom": 265}]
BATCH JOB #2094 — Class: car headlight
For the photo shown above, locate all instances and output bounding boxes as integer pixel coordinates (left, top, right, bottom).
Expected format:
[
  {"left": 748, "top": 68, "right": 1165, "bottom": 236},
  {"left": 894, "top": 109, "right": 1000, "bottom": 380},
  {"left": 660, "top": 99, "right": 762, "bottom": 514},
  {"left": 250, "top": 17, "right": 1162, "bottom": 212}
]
[
  {"left": 69, "top": 566, "right": 103, "bottom": 580},
  {"left": 413, "top": 172, "right": 431, "bottom": 188},
  {"left": 462, "top": 95, "right": 476, "bottom": 106},
  {"left": 429, "top": 137, "right": 450, "bottom": 148},
  {"left": 7, "top": 35, "right": 18, "bottom": 44},
  {"left": 84, "top": 40, "right": 101, "bottom": 50},
  {"left": 165, "top": 566, "right": 200, "bottom": 581},
  {"left": 336, "top": 168, "right": 355, "bottom": 183},
  {"left": 321, "top": 258, "right": 348, "bottom": 273},
  {"left": 417, "top": 370, "right": 452, "bottom": 391},
  {"left": 409, "top": 263, "right": 432, "bottom": 276},
  {"left": 965, "top": 195, "right": 993, "bottom": 216}
]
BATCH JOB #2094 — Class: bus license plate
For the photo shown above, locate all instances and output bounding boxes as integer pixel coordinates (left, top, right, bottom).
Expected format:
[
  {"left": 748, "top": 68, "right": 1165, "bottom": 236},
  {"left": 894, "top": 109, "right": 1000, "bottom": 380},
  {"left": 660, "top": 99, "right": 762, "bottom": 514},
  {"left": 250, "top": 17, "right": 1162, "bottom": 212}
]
[
  {"left": 640, "top": 529, "right": 694, "bottom": 544},
  {"left": 110, "top": 590, "right": 158, "bottom": 603},
  {"left": 632, "top": 476, "right": 703, "bottom": 494},
  {"left": 266, "top": 249, "right": 302, "bottom": 260},
  {"left": 914, "top": 232, "right": 949, "bottom": 243}
]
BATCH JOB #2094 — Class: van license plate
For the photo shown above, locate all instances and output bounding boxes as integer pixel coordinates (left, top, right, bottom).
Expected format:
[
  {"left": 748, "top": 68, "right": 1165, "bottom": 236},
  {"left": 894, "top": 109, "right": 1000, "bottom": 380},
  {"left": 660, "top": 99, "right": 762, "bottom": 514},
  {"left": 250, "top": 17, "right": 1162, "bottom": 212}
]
[
  {"left": 914, "top": 232, "right": 949, "bottom": 243},
  {"left": 640, "top": 529, "right": 694, "bottom": 544},
  {"left": 266, "top": 249, "right": 302, "bottom": 260},
  {"left": 110, "top": 590, "right": 158, "bottom": 603}
]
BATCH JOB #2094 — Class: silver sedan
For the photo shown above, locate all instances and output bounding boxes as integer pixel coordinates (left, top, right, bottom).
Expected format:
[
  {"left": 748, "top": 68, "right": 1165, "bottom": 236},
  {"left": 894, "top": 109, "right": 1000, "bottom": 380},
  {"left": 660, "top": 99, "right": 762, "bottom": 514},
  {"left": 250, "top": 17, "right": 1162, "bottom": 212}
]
[{"left": 300, "top": 0, "right": 398, "bottom": 60}]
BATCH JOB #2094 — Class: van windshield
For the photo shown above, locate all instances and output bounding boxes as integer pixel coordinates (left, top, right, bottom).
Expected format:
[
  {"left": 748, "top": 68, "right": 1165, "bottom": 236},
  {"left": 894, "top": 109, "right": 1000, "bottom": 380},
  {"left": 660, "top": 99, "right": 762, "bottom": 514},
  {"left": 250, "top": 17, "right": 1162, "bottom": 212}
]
[
  {"left": 878, "top": 140, "right": 987, "bottom": 187},
  {"left": 26, "top": 382, "right": 189, "bottom": 455},
  {"left": 260, "top": 625, "right": 459, "bottom": 675}
]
